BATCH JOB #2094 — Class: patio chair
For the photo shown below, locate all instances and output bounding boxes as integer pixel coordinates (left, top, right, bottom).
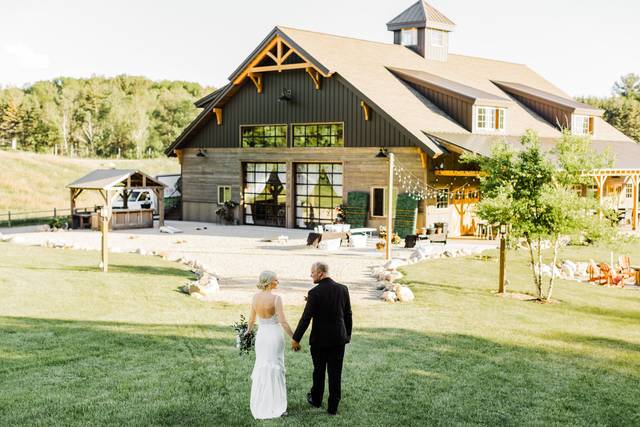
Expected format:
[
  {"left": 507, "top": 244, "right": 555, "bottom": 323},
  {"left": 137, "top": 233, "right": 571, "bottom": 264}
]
[{"left": 618, "top": 255, "right": 632, "bottom": 278}]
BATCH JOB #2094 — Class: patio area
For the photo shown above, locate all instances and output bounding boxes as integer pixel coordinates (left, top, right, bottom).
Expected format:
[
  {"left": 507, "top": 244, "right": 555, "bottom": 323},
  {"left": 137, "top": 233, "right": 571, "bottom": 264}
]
[{"left": 0, "top": 221, "right": 497, "bottom": 305}]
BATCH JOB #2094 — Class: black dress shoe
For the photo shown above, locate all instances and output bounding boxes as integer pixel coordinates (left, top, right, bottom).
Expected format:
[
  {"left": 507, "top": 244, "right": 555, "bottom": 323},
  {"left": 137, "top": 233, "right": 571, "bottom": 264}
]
[{"left": 307, "top": 393, "right": 321, "bottom": 408}]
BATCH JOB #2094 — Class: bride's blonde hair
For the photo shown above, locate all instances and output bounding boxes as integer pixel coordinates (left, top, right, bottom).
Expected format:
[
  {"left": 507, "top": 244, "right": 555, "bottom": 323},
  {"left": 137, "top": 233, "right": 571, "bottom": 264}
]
[{"left": 257, "top": 270, "right": 278, "bottom": 290}]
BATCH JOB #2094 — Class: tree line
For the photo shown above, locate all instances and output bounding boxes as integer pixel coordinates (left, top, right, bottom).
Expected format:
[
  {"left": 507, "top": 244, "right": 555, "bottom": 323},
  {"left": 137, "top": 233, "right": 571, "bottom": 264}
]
[
  {"left": 0, "top": 76, "right": 212, "bottom": 158},
  {"left": 579, "top": 73, "right": 640, "bottom": 142}
]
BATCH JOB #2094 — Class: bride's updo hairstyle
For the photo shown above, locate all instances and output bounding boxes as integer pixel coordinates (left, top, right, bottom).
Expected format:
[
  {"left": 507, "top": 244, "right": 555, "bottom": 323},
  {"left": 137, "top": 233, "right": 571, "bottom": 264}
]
[{"left": 257, "top": 270, "right": 278, "bottom": 290}]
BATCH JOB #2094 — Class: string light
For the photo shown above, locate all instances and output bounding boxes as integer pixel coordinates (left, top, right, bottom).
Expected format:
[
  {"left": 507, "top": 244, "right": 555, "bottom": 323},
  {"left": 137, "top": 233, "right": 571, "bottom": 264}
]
[{"left": 391, "top": 158, "right": 477, "bottom": 202}]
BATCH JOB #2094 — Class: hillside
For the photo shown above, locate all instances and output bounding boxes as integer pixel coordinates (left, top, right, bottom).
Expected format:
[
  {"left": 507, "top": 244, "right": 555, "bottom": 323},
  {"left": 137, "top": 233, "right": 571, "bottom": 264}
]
[{"left": 0, "top": 150, "right": 179, "bottom": 213}]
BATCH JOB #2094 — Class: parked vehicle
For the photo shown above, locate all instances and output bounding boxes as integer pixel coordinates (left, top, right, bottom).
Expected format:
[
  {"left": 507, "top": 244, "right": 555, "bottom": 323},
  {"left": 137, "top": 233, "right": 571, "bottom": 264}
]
[{"left": 112, "top": 189, "right": 157, "bottom": 212}]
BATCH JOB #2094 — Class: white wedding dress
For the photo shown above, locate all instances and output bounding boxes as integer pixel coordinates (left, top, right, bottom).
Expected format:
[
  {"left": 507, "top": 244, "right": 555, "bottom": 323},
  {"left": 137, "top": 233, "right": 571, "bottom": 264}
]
[{"left": 250, "top": 314, "right": 287, "bottom": 419}]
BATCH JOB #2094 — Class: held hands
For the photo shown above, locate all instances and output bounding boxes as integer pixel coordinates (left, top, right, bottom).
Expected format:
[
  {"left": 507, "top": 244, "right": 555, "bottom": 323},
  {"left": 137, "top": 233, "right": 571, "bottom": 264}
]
[{"left": 291, "top": 340, "right": 301, "bottom": 352}]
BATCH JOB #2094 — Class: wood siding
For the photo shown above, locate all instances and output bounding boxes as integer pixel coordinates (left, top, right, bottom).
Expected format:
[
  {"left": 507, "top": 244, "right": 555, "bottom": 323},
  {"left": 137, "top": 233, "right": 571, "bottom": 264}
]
[
  {"left": 183, "top": 69, "right": 418, "bottom": 150},
  {"left": 407, "top": 82, "right": 472, "bottom": 130},
  {"left": 181, "top": 147, "right": 426, "bottom": 229},
  {"left": 508, "top": 93, "right": 572, "bottom": 129},
  {"left": 425, "top": 29, "right": 448, "bottom": 62}
]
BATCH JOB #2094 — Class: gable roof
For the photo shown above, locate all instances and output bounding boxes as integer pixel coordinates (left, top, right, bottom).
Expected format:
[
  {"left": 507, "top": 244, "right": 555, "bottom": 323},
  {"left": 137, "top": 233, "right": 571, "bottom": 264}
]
[
  {"left": 67, "top": 169, "right": 165, "bottom": 190},
  {"left": 493, "top": 81, "right": 604, "bottom": 116},
  {"left": 167, "top": 25, "right": 637, "bottom": 157},
  {"left": 389, "top": 67, "right": 511, "bottom": 106},
  {"left": 387, "top": 1, "right": 455, "bottom": 31}
]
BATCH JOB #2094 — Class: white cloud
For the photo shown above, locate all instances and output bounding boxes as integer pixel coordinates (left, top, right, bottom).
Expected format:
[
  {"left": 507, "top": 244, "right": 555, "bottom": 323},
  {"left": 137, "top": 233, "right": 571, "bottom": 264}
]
[{"left": 3, "top": 43, "right": 50, "bottom": 69}]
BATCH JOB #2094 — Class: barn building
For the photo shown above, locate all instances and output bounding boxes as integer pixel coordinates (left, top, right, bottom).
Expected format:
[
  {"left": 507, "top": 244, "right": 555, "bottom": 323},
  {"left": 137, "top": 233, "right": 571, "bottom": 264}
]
[{"left": 166, "top": 1, "right": 640, "bottom": 235}]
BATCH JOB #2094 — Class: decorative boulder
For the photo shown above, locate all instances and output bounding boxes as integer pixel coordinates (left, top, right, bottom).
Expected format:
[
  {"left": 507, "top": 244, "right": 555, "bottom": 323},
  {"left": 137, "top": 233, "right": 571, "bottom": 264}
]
[
  {"left": 199, "top": 276, "right": 220, "bottom": 295},
  {"left": 397, "top": 286, "right": 415, "bottom": 302},
  {"left": 381, "top": 291, "right": 396, "bottom": 302},
  {"left": 384, "top": 258, "right": 407, "bottom": 271},
  {"left": 386, "top": 271, "right": 403, "bottom": 283},
  {"left": 561, "top": 264, "right": 575, "bottom": 280}
]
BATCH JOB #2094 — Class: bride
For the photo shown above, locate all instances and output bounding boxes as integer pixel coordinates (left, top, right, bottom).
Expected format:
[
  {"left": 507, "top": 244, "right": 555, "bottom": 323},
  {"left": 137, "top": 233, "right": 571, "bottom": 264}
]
[{"left": 245, "top": 271, "right": 295, "bottom": 419}]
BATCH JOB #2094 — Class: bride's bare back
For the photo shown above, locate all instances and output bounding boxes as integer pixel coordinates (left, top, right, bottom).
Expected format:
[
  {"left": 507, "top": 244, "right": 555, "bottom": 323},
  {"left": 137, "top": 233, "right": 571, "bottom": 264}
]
[{"left": 247, "top": 291, "right": 294, "bottom": 338}]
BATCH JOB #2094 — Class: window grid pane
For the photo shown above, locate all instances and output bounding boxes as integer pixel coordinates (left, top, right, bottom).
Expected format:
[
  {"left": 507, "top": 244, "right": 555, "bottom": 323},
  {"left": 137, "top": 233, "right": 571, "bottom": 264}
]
[
  {"left": 295, "top": 163, "right": 343, "bottom": 229},
  {"left": 292, "top": 124, "right": 344, "bottom": 147},
  {"left": 241, "top": 125, "right": 287, "bottom": 147},
  {"left": 243, "top": 162, "right": 287, "bottom": 227}
]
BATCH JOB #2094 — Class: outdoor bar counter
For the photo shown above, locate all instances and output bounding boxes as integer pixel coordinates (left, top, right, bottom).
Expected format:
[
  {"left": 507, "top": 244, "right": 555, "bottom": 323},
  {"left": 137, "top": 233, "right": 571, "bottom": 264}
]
[{"left": 90, "top": 208, "right": 154, "bottom": 230}]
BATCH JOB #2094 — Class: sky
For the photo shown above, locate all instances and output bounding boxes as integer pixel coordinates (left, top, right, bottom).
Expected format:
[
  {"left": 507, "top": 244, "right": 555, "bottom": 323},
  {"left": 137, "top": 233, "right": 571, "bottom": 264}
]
[{"left": 1, "top": 0, "right": 638, "bottom": 97}]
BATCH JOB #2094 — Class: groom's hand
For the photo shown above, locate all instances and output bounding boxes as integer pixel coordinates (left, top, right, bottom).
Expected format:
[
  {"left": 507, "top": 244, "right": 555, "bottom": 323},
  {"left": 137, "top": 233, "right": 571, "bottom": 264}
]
[{"left": 291, "top": 340, "right": 301, "bottom": 352}]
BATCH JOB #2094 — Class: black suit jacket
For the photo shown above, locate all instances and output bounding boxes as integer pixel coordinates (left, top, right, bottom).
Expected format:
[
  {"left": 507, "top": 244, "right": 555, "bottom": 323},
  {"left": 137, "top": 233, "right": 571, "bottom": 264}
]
[{"left": 292, "top": 277, "right": 352, "bottom": 348}]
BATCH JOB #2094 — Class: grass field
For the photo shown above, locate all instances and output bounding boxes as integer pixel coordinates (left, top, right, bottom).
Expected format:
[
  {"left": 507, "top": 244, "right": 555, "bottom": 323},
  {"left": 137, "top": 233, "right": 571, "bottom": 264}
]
[
  {"left": 0, "top": 150, "right": 179, "bottom": 213},
  {"left": 1, "top": 242, "right": 639, "bottom": 426}
]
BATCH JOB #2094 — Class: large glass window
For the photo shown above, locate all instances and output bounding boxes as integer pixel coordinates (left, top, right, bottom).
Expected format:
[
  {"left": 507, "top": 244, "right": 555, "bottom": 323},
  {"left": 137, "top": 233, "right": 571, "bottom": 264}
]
[
  {"left": 241, "top": 125, "right": 287, "bottom": 148},
  {"left": 295, "top": 163, "right": 343, "bottom": 228},
  {"left": 401, "top": 28, "right": 418, "bottom": 46},
  {"left": 292, "top": 123, "right": 344, "bottom": 147},
  {"left": 243, "top": 163, "right": 287, "bottom": 227}
]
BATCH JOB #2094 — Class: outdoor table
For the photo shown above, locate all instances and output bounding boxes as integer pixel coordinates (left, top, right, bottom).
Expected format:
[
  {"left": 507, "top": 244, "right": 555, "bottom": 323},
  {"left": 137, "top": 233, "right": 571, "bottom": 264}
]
[
  {"left": 306, "top": 231, "right": 351, "bottom": 248},
  {"left": 349, "top": 227, "right": 376, "bottom": 237}
]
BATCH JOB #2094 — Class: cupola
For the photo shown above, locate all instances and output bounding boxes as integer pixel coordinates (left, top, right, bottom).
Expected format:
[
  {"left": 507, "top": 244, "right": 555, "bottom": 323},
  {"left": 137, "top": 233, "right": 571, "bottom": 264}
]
[{"left": 387, "top": 1, "right": 455, "bottom": 61}]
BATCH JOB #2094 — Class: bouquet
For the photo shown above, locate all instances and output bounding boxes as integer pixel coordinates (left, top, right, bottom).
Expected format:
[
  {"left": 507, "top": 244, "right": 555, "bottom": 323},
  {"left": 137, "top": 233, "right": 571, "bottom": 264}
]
[{"left": 233, "top": 314, "right": 256, "bottom": 355}]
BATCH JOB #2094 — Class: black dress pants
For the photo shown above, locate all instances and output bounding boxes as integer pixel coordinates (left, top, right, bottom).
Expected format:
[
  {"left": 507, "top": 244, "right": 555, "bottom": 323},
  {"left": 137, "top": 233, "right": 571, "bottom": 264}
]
[{"left": 310, "top": 345, "right": 345, "bottom": 414}]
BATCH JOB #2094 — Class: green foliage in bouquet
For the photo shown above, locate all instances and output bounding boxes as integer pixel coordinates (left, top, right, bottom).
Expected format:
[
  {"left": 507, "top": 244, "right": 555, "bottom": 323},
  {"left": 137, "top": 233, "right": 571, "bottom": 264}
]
[{"left": 232, "top": 314, "right": 256, "bottom": 355}]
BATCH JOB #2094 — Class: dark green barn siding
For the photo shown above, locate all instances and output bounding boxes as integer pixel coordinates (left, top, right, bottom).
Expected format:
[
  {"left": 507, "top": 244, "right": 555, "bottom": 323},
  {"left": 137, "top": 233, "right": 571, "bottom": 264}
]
[{"left": 184, "top": 69, "right": 418, "bottom": 149}]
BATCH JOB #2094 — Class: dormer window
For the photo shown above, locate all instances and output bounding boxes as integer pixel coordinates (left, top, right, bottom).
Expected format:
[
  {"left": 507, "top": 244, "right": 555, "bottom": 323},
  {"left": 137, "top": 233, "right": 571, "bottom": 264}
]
[
  {"left": 430, "top": 29, "right": 444, "bottom": 47},
  {"left": 475, "top": 107, "right": 505, "bottom": 132},
  {"left": 400, "top": 28, "right": 418, "bottom": 46},
  {"left": 572, "top": 114, "right": 594, "bottom": 136}
]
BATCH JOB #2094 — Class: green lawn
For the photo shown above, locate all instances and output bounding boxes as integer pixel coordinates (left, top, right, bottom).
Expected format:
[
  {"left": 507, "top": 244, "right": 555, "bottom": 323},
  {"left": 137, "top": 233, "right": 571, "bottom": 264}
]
[{"left": 1, "top": 242, "right": 639, "bottom": 426}]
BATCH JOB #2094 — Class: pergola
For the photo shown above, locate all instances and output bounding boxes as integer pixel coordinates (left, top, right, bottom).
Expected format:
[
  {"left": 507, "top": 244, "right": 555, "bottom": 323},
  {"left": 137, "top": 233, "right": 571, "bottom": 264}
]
[
  {"left": 67, "top": 169, "right": 166, "bottom": 272},
  {"left": 587, "top": 169, "right": 640, "bottom": 230}
]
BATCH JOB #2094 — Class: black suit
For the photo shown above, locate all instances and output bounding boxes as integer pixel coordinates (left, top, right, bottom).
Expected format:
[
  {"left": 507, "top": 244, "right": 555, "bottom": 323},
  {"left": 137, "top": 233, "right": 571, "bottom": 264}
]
[{"left": 293, "top": 277, "right": 352, "bottom": 414}]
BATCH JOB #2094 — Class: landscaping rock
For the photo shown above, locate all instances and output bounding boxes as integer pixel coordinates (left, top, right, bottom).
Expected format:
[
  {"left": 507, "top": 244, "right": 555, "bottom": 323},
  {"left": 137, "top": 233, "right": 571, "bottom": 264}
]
[
  {"left": 384, "top": 258, "right": 407, "bottom": 271},
  {"left": 397, "top": 286, "right": 415, "bottom": 302},
  {"left": 381, "top": 291, "right": 396, "bottom": 302},
  {"left": 159, "top": 225, "right": 183, "bottom": 234}
]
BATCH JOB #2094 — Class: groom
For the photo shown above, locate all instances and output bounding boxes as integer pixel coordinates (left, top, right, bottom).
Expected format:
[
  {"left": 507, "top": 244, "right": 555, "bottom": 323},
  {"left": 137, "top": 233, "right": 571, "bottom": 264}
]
[{"left": 292, "top": 261, "right": 352, "bottom": 416}]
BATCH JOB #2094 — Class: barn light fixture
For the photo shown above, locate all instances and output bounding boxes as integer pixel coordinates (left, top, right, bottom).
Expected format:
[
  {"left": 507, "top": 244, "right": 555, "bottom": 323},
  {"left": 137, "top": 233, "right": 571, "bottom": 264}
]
[
  {"left": 196, "top": 149, "right": 206, "bottom": 157},
  {"left": 278, "top": 88, "right": 293, "bottom": 102},
  {"left": 375, "top": 148, "right": 389, "bottom": 158}
]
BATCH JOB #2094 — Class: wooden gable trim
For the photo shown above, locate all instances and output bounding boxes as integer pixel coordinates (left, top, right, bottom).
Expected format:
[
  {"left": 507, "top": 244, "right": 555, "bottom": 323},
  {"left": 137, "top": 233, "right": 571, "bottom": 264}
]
[
  {"left": 213, "top": 108, "right": 223, "bottom": 125},
  {"left": 248, "top": 73, "right": 263, "bottom": 93},
  {"left": 360, "top": 100, "right": 370, "bottom": 121},
  {"left": 232, "top": 34, "right": 331, "bottom": 87}
]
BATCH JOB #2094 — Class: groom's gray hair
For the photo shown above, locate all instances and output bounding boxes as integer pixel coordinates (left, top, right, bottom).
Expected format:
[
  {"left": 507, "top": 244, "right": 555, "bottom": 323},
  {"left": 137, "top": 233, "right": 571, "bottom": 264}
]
[{"left": 312, "top": 261, "right": 329, "bottom": 275}]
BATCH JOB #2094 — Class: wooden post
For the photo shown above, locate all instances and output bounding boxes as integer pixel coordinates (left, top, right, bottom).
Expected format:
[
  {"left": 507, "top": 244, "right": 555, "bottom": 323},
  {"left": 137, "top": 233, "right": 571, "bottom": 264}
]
[
  {"left": 386, "top": 152, "right": 395, "bottom": 261},
  {"left": 99, "top": 190, "right": 110, "bottom": 273},
  {"left": 595, "top": 175, "right": 607, "bottom": 218},
  {"left": 285, "top": 160, "right": 295, "bottom": 228},
  {"left": 7, "top": 211, "right": 11, "bottom": 228},
  {"left": 70, "top": 189, "right": 76, "bottom": 220},
  {"left": 157, "top": 188, "right": 165, "bottom": 227},
  {"left": 498, "top": 233, "right": 506, "bottom": 293},
  {"left": 633, "top": 175, "right": 638, "bottom": 231},
  {"left": 420, "top": 150, "right": 429, "bottom": 232}
]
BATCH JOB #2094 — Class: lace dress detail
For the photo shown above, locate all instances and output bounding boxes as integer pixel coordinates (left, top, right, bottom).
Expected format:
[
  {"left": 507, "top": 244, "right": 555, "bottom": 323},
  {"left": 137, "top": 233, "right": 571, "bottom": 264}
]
[{"left": 250, "top": 314, "right": 287, "bottom": 419}]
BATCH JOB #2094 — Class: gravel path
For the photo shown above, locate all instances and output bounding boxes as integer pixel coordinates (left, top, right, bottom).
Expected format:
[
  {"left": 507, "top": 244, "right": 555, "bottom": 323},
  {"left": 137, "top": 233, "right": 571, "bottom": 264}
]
[{"left": 1, "top": 221, "right": 497, "bottom": 305}]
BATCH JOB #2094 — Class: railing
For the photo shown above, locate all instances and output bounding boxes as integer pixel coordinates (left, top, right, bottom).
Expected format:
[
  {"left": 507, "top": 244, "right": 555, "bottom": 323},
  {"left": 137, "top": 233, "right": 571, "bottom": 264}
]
[
  {"left": 1, "top": 198, "right": 182, "bottom": 228},
  {"left": 0, "top": 207, "right": 95, "bottom": 228}
]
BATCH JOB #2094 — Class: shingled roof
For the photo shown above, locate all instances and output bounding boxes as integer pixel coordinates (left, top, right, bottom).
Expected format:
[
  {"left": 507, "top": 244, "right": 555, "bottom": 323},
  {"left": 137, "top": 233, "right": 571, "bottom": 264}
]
[{"left": 167, "top": 25, "right": 637, "bottom": 159}]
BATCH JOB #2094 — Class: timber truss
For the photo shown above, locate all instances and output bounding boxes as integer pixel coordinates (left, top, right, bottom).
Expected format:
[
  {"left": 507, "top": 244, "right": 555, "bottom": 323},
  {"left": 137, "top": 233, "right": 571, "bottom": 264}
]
[{"left": 232, "top": 35, "right": 332, "bottom": 93}]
